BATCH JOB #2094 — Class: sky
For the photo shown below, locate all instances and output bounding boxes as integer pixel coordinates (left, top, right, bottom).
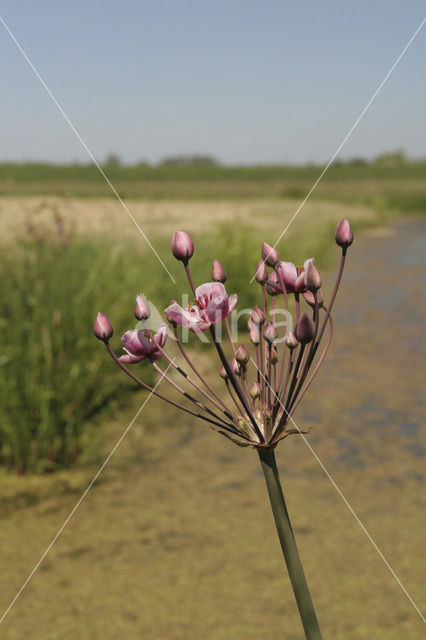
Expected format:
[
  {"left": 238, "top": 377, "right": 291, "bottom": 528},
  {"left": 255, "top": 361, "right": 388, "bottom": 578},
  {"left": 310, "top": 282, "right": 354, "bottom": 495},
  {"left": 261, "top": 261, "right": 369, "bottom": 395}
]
[{"left": 0, "top": 1, "right": 425, "bottom": 165}]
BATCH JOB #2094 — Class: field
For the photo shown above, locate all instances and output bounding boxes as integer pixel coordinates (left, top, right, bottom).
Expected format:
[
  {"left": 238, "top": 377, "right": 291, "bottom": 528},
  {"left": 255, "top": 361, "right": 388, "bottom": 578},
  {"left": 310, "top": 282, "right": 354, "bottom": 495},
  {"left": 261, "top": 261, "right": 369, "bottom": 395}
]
[
  {"left": 0, "top": 161, "right": 426, "bottom": 211},
  {"left": 0, "top": 162, "right": 425, "bottom": 639}
]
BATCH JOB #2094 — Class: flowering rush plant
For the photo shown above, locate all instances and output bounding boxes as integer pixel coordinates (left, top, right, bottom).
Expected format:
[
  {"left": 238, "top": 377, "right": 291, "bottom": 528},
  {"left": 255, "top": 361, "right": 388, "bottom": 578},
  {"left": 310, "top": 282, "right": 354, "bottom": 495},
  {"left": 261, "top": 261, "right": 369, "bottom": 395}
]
[{"left": 94, "top": 219, "right": 354, "bottom": 639}]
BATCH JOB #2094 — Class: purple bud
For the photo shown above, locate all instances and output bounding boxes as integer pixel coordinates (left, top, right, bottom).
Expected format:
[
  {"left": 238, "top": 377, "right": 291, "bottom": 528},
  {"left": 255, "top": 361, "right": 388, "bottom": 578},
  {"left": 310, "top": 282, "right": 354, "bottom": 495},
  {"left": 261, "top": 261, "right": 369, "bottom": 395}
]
[
  {"left": 268, "top": 347, "right": 278, "bottom": 365},
  {"left": 93, "top": 312, "right": 114, "bottom": 342},
  {"left": 211, "top": 259, "right": 227, "bottom": 283},
  {"left": 295, "top": 313, "right": 315, "bottom": 344},
  {"left": 171, "top": 230, "right": 194, "bottom": 262},
  {"left": 254, "top": 259, "right": 268, "bottom": 284},
  {"left": 250, "top": 381, "right": 261, "bottom": 401},
  {"left": 249, "top": 324, "right": 261, "bottom": 345},
  {"left": 302, "top": 289, "right": 324, "bottom": 308},
  {"left": 134, "top": 295, "right": 150, "bottom": 321},
  {"left": 284, "top": 331, "right": 298, "bottom": 350},
  {"left": 265, "top": 272, "right": 280, "bottom": 296},
  {"left": 231, "top": 358, "right": 241, "bottom": 376},
  {"left": 263, "top": 322, "right": 278, "bottom": 344},
  {"left": 235, "top": 344, "right": 250, "bottom": 366},
  {"left": 219, "top": 365, "right": 228, "bottom": 380},
  {"left": 250, "top": 305, "right": 265, "bottom": 326},
  {"left": 261, "top": 242, "right": 279, "bottom": 267},
  {"left": 335, "top": 218, "right": 354, "bottom": 249},
  {"left": 275, "top": 261, "right": 297, "bottom": 293},
  {"left": 304, "top": 259, "right": 322, "bottom": 293}
]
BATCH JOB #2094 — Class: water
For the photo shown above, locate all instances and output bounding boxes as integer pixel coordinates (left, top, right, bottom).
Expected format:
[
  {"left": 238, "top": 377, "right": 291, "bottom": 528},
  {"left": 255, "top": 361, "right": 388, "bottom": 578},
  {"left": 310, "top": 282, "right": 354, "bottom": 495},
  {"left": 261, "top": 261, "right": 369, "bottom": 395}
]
[{"left": 297, "top": 216, "right": 426, "bottom": 468}]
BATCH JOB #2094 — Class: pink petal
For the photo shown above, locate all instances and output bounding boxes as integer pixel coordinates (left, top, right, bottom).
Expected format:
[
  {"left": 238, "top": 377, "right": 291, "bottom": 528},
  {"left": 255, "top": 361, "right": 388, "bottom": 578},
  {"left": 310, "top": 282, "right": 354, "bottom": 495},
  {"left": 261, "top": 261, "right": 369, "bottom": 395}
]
[
  {"left": 228, "top": 293, "right": 238, "bottom": 314},
  {"left": 195, "top": 282, "right": 226, "bottom": 301},
  {"left": 165, "top": 302, "right": 190, "bottom": 326},
  {"left": 165, "top": 301, "right": 210, "bottom": 332},
  {"left": 121, "top": 330, "right": 150, "bottom": 356},
  {"left": 154, "top": 323, "right": 168, "bottom": 348},
  {"left": 118, "top": 353, "right": 145, "bottom": 364},
  {"left": 275, "top": 261, "right": 297, "bottom": 292},
  {"left": 205, "top": 294, "right": 229, "bottom": 323}
]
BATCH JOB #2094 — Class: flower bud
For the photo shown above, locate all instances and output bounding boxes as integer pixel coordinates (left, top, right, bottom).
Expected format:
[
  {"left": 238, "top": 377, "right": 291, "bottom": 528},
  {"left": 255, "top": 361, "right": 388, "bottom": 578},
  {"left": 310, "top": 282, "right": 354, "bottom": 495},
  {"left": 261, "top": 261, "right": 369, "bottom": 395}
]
[
  {"left": 211, "top": 259, "right": 227, "bottom": 283},
  {"left": 263, "top": 322, "right": 277, "bottom": 344},
  {"left": 134, "top": 295, "right": 150, "bottom": 321},
  {"left": 268, "top": 347, "right": 278, "bottom": 365},
  {"left": 219, "top": 365, "right": 228, "bottom": 380},
  {"left": 335, "top": 218, "right": 354, "bottom": 249},
  {"left": 304, "top": 258, "right": 322, "bottom": 292},
  {"left": 261, "top": 242, "right": 279, "bottom": 267},
  {"left": 231, "top": 358, "right": 240, "bottom": 376},
  {"left": 93, "top": 312, "right": 114, "bottom": 342},
  {"left": 254, "top": 259, "right": 268, "bottom": 284},
  {"left": 302, "top": 289, "right": 324, "bottom": 308},
  {"left": 249, "top": 324, "right": 261, "bottom": 345},
  {"left": 171, "top": 230, "right": 194, "bottom": 262},
  {"left": 284, "top": 331, "right": 298, "bottom": 350},
  {"left": 235, "top": 344, "right": 250, "bottom": 367},
  {"left": 275, "top": 261, "right": 297, "bottom": 293},
  {"left": 295, "top": 313, "right": 315, "bottom": 344},
  {"left": 265, "top": 272, "right": 280, "bottom": 296},
  {"left": 250, "top": 381, "right": 261, "bottom": 401},
  {"left": 250, "top": 305, "right": 265, "bottom": 326}
]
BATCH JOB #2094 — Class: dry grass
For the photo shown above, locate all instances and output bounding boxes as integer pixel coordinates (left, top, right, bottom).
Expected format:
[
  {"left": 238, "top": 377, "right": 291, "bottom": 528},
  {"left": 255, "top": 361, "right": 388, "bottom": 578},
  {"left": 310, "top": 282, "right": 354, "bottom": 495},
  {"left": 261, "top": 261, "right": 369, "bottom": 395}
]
[{"left": 0, "top": 195, "right": 378, "bottom": 248}]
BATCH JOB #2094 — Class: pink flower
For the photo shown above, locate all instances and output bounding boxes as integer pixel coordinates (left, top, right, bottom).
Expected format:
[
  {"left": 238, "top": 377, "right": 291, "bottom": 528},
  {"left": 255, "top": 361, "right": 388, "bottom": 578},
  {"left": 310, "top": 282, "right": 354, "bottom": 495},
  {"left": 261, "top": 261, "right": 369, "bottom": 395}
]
[
  {"left": 93, "top": 312, "right": 114, "bottom": 342},
  {"left": 134, "top": 295, "right": 150, "bottom": 321},
  {"left": 261, "top": 242, "right": 279, "bottom": 267},
  {"left": 171, "top": 230, "right": 194, "bottom": 262},
  {"left": 165, "top": 282, "right": 238, "bottom": 333},
  {"left": 304, "top": 258, "right": 322, "bottom": 293},
  {"left": 295, "top": 314, "right": 315, "bottom": 344},
  {"left": 275, "top": 261, "right": 298, "bottom": 293},
  {"left": 254, "top": 259, "right": 268, "bottom": 284},
  {"left": 211, "top": 259, "right": 227, "bottom": 283},
  {"left": 265, "top": 271, "right": 281, "bottom": 295},
  {"left": 119, "top": 323, "right": 167, "bottom": 364},
  {"left": 335, "top": 218, "right": 354, "bottom": 249}
]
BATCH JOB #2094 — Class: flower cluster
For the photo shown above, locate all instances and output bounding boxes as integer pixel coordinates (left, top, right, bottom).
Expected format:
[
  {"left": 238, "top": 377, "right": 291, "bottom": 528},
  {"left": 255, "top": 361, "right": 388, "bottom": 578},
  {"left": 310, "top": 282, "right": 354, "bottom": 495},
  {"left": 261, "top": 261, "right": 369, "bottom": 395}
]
[{"left": 94, "top": 219, "right": 354, "bottom": 448}]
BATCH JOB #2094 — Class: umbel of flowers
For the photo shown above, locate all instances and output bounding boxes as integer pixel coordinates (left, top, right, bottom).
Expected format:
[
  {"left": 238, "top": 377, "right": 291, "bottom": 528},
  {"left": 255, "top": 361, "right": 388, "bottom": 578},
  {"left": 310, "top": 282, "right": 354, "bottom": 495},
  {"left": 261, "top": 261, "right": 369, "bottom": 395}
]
[
  {"left": 94, "top": 219, "right": 354, "bottom": 640},
  {"left": 94, "top": 219, "right": 354, "bottom": 450}
]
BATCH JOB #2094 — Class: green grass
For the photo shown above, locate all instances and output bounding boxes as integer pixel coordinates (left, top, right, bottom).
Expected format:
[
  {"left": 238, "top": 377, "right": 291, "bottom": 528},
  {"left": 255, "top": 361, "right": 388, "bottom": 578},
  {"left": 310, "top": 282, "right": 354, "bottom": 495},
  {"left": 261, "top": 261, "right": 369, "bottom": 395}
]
[
  {"left": 0, "top": 161, "right": 425, "bottom": 216},
  {"left": 0, "top": 230, "right": 157, "bottom": 473}
]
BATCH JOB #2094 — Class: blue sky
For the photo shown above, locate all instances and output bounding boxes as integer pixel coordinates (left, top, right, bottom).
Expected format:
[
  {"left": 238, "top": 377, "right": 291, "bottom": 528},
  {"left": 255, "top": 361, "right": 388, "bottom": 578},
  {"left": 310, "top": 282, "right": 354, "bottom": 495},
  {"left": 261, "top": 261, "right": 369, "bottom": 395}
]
[{"left": 0, "top": 1, "right": 425, "bottom": 165}]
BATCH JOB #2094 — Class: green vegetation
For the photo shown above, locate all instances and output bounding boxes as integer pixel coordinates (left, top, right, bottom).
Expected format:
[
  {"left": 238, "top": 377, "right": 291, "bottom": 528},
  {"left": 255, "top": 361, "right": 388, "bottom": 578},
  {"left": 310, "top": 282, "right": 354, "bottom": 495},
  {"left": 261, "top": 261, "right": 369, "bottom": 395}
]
[
  {"left": 0, "top": 227, "right": 157, "bottom": 473},
  {"left": 0, "top": 157, "right": 425, "bottom": 216},
  {"left": 0, "top": 213, "right": 343, "bottom": 474}
]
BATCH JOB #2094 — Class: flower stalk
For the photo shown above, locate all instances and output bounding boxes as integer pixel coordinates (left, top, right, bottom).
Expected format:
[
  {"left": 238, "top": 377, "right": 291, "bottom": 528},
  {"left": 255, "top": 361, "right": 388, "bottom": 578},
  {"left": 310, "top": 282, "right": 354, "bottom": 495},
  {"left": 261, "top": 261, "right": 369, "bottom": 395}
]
[{"left": 258, "top": 447, "right": 323, "bottom": 639}]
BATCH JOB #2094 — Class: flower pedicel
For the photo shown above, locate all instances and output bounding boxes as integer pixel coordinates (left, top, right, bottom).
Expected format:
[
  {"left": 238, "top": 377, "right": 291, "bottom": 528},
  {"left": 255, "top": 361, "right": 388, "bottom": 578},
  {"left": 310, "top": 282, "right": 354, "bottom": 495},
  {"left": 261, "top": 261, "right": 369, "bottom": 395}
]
[{"left": 94, "top": 220, "right": 354, "bottom": 449}]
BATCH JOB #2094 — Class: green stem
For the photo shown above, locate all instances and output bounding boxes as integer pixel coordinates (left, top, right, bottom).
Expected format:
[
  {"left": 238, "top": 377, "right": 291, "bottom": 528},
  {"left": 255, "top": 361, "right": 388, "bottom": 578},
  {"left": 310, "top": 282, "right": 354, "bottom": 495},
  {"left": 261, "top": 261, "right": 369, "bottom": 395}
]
[{"left": 258, "top": 447, "right": 322, "bottom": 639}]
